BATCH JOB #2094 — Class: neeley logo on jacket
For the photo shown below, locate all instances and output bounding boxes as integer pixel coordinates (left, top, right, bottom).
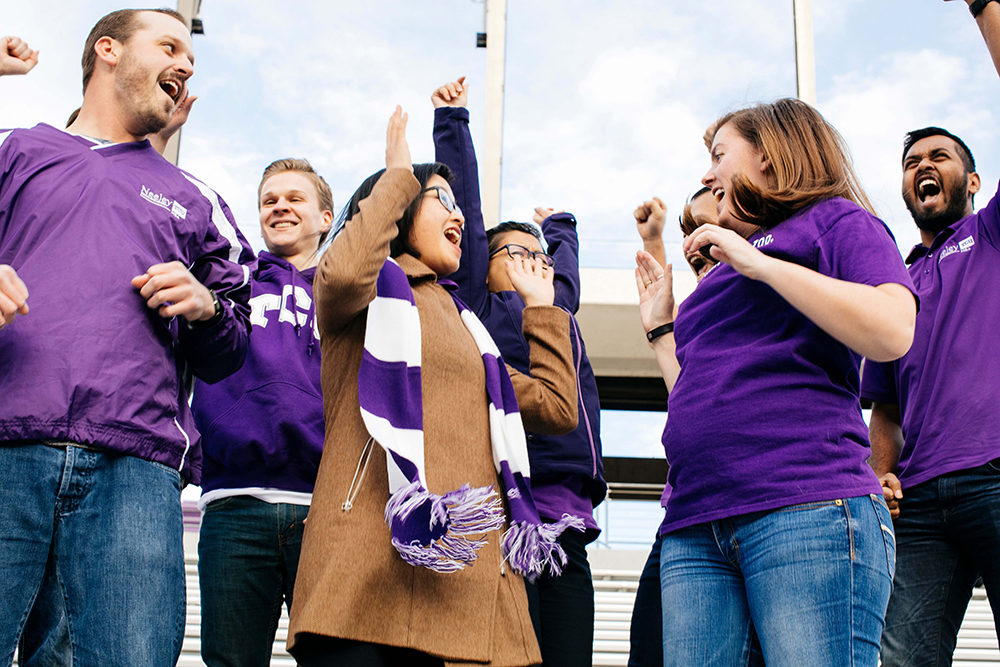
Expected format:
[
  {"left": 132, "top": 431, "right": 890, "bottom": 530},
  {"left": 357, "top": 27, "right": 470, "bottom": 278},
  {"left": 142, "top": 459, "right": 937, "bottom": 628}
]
[{"left": 140, "top": 185, "right": 188, "bottom": 220}]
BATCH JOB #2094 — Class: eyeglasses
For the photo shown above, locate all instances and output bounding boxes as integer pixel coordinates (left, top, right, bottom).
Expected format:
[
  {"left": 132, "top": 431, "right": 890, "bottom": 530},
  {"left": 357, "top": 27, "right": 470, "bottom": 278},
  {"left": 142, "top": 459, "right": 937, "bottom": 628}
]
[
  {"left": 488, "top": 243, "right": 555, "bottom": 267},
  {"left": 421, "top": 186, "right": 461, "bottom": 215}
]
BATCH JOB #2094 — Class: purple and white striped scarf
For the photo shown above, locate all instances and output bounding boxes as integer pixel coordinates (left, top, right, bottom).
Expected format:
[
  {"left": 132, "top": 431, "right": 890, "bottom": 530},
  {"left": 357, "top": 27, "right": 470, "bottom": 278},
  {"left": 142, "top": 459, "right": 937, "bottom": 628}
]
[{"left": 359, "top": 258, "right": 583, "bottom": 581}]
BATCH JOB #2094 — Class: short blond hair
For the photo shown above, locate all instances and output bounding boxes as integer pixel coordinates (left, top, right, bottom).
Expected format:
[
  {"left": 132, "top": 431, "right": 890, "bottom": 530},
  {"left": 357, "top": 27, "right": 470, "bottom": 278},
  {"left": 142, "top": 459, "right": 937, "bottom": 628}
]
[{"left": 258, "top": 158, "right": 335, "bottom": 245}]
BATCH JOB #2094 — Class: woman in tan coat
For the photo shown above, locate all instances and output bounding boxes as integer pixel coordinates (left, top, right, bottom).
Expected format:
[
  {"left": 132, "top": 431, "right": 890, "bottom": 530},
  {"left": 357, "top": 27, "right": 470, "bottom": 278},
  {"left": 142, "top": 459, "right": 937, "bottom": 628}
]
[{"left": 288, "top": 108, "right": 579, "bottom": 666}]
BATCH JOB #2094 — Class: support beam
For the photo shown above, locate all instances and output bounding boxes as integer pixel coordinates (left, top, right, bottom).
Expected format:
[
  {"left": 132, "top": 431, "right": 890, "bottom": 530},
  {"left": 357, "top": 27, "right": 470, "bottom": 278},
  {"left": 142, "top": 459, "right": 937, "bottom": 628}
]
[
  {"left": 481, "top": 0, "right": 507, "bottom": 228},
  {"left": 163, "top": 0, "right": 203, "bottom": 166},
  {"left": 793, "top": 0, "right": 817, "bottom": 107}
]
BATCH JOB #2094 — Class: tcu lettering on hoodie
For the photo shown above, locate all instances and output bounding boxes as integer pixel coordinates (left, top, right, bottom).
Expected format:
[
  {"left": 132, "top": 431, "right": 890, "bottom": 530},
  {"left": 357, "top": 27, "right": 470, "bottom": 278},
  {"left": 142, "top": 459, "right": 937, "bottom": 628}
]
[{"left": 193, "top": 251, "right": 324, "bottom": 507}]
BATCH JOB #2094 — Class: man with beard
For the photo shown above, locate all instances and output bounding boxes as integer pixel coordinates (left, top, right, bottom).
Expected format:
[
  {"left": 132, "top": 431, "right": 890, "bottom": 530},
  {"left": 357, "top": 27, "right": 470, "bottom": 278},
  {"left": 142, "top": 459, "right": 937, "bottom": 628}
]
[
  {"left": 0, "top": 9, "right": 254, "bottom": 667},
  {"left": 861, "top": 2, "right": 1000, "bottom": 665}
]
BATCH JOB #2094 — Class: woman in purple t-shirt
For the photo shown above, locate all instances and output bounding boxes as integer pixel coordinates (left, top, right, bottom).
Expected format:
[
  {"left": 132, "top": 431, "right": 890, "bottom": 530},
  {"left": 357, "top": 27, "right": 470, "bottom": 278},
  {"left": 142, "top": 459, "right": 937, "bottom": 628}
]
[{"left": 635, "top": 98, "right": 917, "bottom": 667}]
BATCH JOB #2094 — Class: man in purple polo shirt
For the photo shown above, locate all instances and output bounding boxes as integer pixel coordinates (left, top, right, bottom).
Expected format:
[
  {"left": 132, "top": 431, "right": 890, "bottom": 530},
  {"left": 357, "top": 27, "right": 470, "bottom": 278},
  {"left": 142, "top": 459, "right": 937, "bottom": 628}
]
[
  {"left": 862, "top": 2, "right": 1000, "bottom": 664},
  {"left": 0, "top": 9, "right": 254, "bottom": 667}
]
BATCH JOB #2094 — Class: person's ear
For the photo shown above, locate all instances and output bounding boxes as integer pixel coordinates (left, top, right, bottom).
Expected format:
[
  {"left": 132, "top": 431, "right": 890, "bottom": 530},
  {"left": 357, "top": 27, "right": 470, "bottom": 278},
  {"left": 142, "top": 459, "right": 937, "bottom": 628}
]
[
  {"left": 969, "top": 171, "right": 982, "bottom": 197},
  {"left": 94, "top": 36, "right": 120, "bottom": 69}
]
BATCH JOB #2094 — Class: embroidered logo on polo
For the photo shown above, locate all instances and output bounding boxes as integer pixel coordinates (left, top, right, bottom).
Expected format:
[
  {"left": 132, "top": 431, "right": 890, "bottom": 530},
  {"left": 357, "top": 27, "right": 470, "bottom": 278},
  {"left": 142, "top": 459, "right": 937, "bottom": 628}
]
[
  {"left": 939, "top": 235, "right": 975, "bottom": 263},
  {"left": 140, "top": 185, "right": 188, "bottom": 220}
]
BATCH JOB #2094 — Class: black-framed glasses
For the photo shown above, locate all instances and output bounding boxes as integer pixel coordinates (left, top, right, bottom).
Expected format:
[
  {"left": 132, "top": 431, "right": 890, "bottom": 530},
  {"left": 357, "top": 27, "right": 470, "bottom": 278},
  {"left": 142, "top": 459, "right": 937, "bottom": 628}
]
[
  {"left": 421, "top": 186, "right": 461, "bottom": 215},
  {"left": 489, "top": 243, "right": 555, "bottom": 267}
]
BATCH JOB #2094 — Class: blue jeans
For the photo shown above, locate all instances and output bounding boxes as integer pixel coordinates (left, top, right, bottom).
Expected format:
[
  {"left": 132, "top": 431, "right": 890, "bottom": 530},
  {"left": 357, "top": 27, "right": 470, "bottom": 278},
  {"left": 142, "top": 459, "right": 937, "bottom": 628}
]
[
  {"left": 0, "top": 442, "right": 186, "bottom": 667},
  {"left": 659, "top": 494, "right": 895, "bottom": 667},
  {"left": 880, "top": 459, "right": 1000, "bottom": 667},
  {"left": 198, "top": 496, "right": 309, "bottom": 667},
  {"left": 630, "top": 532, "right": 763, "bottom": 667}
]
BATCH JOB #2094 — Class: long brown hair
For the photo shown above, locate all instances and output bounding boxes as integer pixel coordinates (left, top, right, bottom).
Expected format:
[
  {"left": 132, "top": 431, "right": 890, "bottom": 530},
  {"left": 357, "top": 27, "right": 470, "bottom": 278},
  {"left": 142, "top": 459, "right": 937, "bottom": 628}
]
[{"left": 711, "top": 98, "right": 875, "bottom": 228}]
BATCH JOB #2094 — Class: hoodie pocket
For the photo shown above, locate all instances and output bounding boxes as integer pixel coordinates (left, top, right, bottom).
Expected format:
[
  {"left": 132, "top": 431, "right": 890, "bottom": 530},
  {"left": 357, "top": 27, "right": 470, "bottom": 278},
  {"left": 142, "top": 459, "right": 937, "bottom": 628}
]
[{"left": 202, "top": 381, "right": 324, "bottom": 475}]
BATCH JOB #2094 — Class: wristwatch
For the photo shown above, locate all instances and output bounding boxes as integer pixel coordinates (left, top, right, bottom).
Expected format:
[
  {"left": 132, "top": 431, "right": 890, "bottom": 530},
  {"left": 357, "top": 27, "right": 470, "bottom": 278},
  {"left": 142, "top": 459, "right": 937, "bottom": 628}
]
[
  {"left": 970, "top": 0, "right": 997, "bottom": 18},
  {"left": 187, "top": 289, "right": 222, "bottom": 329}
]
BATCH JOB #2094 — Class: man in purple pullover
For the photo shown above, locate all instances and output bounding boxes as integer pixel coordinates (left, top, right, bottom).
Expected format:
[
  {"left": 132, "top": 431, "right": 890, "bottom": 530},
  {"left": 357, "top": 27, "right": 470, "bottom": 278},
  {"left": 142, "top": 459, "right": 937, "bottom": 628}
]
[
  {"left": 862, "top": 2, "right": 1000, "bottom": 664},
  {"left": 432, "top": 78, "right": 606, "bottom": 667},
  {"left": 0, "top": 9, "right": 254, "bottom": 666}
]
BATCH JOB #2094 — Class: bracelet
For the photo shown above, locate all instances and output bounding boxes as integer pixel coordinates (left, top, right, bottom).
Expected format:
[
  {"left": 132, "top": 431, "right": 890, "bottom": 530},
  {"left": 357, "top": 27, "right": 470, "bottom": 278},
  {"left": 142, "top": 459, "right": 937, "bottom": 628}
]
[
  {"left": 971, "top": 0, "right": 996, "bottom": 18},
  {"left": 646, "top": 321, "right": 674, "bottom": 342}
]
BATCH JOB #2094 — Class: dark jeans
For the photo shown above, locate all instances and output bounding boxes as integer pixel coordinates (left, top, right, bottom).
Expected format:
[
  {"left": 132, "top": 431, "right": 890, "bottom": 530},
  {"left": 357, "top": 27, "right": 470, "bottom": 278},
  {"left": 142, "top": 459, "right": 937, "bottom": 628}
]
[
  {"left": 525, "top": 525, "right": 595, "bottom": 667},
  {"left": 198, "top": 496, "right": 309, "bottom": 667},
  {"left": 291, "top": 635, "right": 445, "bottom": 667},
  {"left": 881, "top": 459, "right": 1000, "bottom": 667},
  {"left": 629, "top": 532, "right": 664, "bottom": 667}
]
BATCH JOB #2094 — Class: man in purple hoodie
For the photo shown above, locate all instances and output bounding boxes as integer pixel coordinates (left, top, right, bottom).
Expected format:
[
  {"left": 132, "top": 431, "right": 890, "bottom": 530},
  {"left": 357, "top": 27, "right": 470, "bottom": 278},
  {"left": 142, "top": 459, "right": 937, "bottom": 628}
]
[
  {"left": 432, "top": 78, "right": 606, "bottom": 667},
  {"left": 192, "top": 158, "right": 331, "bottom": 667},
  {"left": 0, "top": 9, "right": 254, "bottom": 667},
  {"left": 862, "top": 2, "right": 1000, "bottom": 664}
]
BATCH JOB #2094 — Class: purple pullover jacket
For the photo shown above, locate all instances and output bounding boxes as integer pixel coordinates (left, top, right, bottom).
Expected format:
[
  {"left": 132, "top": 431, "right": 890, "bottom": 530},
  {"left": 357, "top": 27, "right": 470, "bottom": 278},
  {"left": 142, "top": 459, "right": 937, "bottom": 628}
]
[
  {"left": 0, "top": 124, "right": 255, "bottom": 483},
  {"left": 434, "top": 107, "right": 607, "bottom": 509},
  {"left": 193, "top": 251, "right": 324, "bottom": 497}
]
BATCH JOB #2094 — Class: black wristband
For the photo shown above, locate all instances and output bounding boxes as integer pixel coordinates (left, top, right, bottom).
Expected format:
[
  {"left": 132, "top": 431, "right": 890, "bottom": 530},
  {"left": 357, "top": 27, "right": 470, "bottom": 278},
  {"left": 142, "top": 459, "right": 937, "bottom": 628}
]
[
  {"left": 971, "top": 0, "right": 996, "bottom": 18},
  {"left": 187, "top": 290, "right": 222, "bottom": 330},
  {"left": 646, "top": 321, "right": 674, "bottom": 342}
]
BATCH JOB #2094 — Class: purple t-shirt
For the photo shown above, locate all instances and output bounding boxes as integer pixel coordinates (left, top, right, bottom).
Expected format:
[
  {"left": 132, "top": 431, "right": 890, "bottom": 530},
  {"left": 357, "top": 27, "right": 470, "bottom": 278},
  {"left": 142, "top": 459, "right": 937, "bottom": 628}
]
[
  {"left": 660, "top": 197, "right": 915, "bottom": 534},
  {"left": 861, "top": 181, "right": 1000, "bottom": 488}
]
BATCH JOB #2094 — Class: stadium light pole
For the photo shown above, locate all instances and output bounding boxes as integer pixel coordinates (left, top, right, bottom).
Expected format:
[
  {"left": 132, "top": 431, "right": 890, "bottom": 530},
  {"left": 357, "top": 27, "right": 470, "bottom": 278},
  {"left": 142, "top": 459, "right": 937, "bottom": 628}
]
[
  {"left": 163, "top": 0, "right": 204, "bottom": 166},
  {"left": 480, "top": 0, "right": 507, "bottom": 229},
  {"left": 793, "top": 0, "right": 817, "bottom": 106}
]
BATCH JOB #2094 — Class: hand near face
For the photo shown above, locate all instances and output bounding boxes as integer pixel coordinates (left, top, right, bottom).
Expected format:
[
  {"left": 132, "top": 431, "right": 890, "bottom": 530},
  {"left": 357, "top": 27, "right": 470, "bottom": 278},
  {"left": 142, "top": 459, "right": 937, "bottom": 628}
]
[
  {"left": 505, "top": 256, "right": 554, "bottom": 307},
  {"left": 132, "top": 262, "right": 216, "bottom": 323},
  {"left": 149, "top": 91, "right": 197, "bottom": 155},
  {"left": 431, "top": 76, "right": 468, "bottom": 109},
  {"left": 532, "top": 207, "right": 563, "bottom": 225},
  {"left": 0, "top": 265, "right": 29, "bottom": 330},
  {"left": 0, "top": 36, "right": 39, "bottom": 76},
  {"left": 634, "top": 197, "right": 667, "bottom": 242},
  {"left": 634, "top": 251, "right": 674, "bottom": 335},
  {"left": 683, "top": 224, "right": 770, "bottom": 281},
  {"left": 385, "top": 106, "right": 413, "bottom": 172}
]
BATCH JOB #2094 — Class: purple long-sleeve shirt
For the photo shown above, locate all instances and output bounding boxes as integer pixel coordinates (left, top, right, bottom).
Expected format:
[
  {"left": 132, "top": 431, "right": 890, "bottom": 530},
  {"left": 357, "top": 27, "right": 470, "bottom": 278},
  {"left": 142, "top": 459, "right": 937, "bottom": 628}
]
[{"left": 0, "top": 124, "right": 255, "bottom": 483}]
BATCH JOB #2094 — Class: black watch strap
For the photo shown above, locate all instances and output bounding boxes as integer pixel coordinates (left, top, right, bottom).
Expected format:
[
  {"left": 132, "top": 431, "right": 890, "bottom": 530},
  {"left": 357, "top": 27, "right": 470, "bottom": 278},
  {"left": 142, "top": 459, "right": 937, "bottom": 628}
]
[
  {"left": 971, "top": 0, "right": 996, "bottom": 18},
  {"left": 646, "top": 321, "right": 674, "bottom": 342},
  {"left": 187, "top": 289, "right": 223, "bottom": 329}
]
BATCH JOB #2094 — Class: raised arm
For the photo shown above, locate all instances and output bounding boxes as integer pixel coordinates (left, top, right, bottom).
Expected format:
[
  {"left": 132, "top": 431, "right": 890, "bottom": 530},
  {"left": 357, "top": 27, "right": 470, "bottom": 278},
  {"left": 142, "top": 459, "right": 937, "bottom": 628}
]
[
  {"left": 0, "top": 36, "right": 39, "bottom": 77},
  {"left": 684, "top": 223, "right": 916, "bottom": 363},
  {"left": 958, "top": 0, "right": 1000, "bottom": 79},
  {"left": 635, "top": 250, "right": 680, "bottom": 392},
  {"left": 315, "top": 108, "right": 420, "bottom": 334},
  {"left": 538, "top": 209, "right": 582, "bottom": 313},
  {"left": 634, "top": 197, "right": 668, "bottom": 268},
  {"left": 431, "top": 78, "right": 490, "bottom": 315},
  {"left": 505, "top": 255, "right": 577, "bottom": 433}
]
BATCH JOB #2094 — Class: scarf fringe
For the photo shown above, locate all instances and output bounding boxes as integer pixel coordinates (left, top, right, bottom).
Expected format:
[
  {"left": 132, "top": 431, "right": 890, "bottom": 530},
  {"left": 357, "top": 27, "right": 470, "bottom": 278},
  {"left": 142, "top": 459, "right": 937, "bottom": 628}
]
[
  {"left": 386, "top": 480, "right": 506, "bottom": 573},
  {"left": 502, "top": 514, "right": 587, "bottom": 583}
]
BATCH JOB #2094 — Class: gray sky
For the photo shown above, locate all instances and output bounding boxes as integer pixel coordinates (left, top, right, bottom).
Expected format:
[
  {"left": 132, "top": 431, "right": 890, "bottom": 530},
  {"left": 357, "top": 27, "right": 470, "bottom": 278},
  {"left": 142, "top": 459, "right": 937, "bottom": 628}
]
[{"left": 5, "top": 0, "right": 999, "bottom": 268}]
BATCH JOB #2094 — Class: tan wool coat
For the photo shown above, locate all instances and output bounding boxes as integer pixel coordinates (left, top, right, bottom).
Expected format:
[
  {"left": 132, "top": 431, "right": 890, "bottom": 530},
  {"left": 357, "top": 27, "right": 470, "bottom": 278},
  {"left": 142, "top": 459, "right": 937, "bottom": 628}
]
[{"left": 287, "top": 168, "right": 579, "bottom": 666}]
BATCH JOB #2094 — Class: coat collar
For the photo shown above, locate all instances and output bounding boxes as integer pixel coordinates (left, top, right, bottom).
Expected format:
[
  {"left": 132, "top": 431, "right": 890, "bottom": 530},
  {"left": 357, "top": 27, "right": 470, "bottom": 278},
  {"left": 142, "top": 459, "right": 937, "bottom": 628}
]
[{"left": 395, "top": 253, "right": 437, "bottom": 283}]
